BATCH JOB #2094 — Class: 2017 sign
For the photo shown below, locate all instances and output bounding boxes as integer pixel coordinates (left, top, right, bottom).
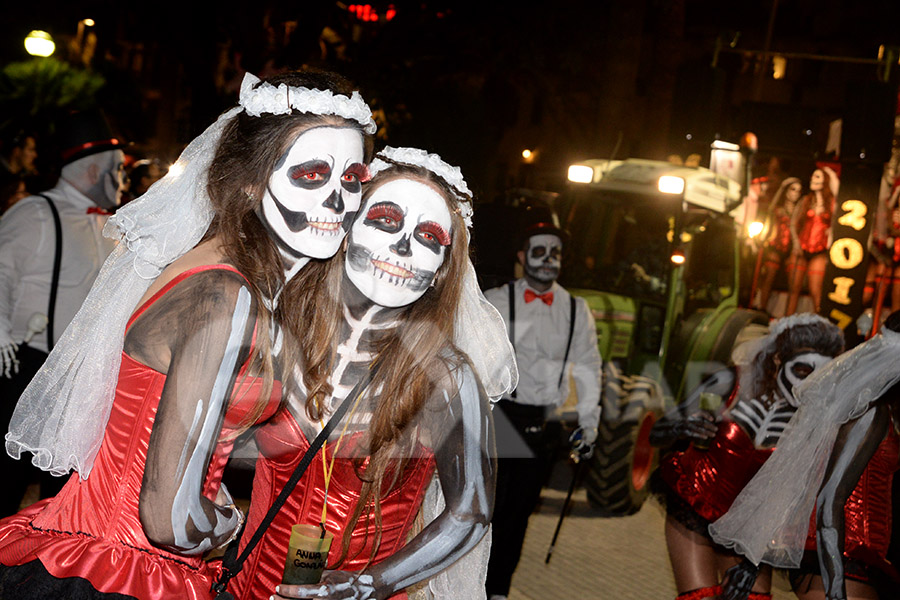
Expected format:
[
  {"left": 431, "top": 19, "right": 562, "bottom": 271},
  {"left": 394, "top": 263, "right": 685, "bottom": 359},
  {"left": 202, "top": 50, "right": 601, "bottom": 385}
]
[{"left": 820, "top": 164, "right": 882, "bottom": 343}]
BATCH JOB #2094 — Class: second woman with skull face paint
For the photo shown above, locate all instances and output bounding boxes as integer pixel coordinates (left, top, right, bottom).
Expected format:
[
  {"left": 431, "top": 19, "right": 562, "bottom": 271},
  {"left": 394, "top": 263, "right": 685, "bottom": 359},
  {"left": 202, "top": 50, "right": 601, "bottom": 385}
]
[
  {"left": 230, "top": 148, "right": 497, "bottom": 600},
  {"left": 649, "top": 314, "right": 843, "bottom": 600},
  {"left": 0, "top": 70, "right": 375, "bottom": 600}
]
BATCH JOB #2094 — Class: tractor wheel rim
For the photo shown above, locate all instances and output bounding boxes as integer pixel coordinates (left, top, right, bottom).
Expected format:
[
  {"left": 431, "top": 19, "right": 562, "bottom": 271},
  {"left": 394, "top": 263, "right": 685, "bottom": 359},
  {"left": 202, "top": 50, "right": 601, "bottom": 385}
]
[{"left": 632, "top": 412, "right": 656, "bottom": 491}]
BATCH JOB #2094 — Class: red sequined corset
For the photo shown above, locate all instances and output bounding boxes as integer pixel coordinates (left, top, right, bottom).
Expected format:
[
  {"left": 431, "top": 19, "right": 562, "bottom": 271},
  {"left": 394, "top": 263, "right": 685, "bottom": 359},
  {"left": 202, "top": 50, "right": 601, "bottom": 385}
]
[
  {"left": 799, "top": 197, "right": 833, "bottom": 254},
  {"left": 803, "top": 429, "right": 900, "bottom": 572},
  {"left": 659, "top": 419, "right": 774, "bottom": 523},
  {"left": 0, "top": 264, "right": 282, "bottom": 600},
  {"left": 767, "top": 212, "right": 793, "bottom": 254},
  {"left": 230, "top": 407, "right": 437, "bottom": 600}
]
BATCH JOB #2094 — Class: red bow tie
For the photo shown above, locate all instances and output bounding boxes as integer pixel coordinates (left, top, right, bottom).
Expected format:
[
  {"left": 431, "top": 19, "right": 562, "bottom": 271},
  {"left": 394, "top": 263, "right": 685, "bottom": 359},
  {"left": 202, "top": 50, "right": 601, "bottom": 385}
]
[
  {"left": 524, "top": 289, "right": 554, "bottom": 306},
  {"left": 86, "top": 206, "right": 112, "bottom": 215}
]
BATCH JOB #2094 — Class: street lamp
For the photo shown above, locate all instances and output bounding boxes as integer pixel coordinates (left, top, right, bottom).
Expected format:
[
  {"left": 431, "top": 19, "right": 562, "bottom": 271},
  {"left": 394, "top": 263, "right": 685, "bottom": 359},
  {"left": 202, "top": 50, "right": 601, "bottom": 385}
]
[
  {"left": 747, "top": 220, "right": 765, "bottom": 238},
  {"left": 24, "top": 30, "right": 55, "bottom": 57}
]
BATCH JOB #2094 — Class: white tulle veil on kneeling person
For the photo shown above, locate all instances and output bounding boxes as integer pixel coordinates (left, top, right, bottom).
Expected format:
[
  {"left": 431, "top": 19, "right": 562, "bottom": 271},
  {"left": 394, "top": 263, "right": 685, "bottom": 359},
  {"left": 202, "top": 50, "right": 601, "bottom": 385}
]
[{"left": 709, "top": 326, "right": 900, "bottom": 568}]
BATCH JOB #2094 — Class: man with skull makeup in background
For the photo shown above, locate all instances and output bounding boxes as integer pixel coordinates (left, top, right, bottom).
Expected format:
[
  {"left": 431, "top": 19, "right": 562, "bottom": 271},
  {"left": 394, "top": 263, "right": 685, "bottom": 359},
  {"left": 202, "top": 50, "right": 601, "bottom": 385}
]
[
  {"left": 482, "top": 207, "right": 603, "bottom": 600},
  {"left": 0, "top": 109, "right": 125, "bottom": 517}
]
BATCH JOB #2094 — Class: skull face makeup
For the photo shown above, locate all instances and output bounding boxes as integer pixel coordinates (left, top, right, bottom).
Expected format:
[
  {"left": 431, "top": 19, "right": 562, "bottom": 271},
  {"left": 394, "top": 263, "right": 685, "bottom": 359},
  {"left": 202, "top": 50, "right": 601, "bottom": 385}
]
[
  {"left": 346, "top": 179, "right": 452, "bottom": 308},
  {"left": 523, "top": 234, "right": 562, "bottom": 283},
  {"left": 776, "top": 350, "right": 832, "bottom": 407},
  {"left": 260, "top": 126, "right": 366, "bottom": 259}
]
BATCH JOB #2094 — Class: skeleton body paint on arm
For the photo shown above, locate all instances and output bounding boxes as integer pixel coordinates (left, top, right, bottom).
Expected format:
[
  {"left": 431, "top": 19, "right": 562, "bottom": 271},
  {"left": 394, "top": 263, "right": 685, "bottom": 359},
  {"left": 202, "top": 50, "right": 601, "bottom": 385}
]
[
  {"left": 815, "top": 402, "right": 890, "bottom": 599},
  {"left": 281, "top": 364, "right": 495, "bottom": 600},
  {"left": 364, "top": 365, "right": 495, "bottom": 598},
  {"left": 277, "top": 154, "right": 496, "bottom": 600},
  {"left": 127, "top": 269, "right": 258, "bottom": 555}
]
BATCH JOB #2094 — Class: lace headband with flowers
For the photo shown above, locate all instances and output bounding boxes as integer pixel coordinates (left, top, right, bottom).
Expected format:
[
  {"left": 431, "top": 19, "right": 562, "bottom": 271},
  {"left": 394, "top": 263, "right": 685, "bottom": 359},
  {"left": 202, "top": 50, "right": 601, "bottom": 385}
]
[
  {"left": 369, "top": 146, "right": 474, "bottom": 229},
  {"left": 239, "top": 72, "right": 377, "bottom": 134}
]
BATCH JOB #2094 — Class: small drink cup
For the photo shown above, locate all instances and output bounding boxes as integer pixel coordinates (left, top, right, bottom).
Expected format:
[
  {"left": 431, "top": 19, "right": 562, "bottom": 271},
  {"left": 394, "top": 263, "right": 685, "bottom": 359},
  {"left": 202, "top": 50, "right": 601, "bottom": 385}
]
[
  {"left": 282, "top": 523, "right": 333, "bottom": 585},
  {"left": 693, "top": 392, "right": 722, "bottom": 451}
]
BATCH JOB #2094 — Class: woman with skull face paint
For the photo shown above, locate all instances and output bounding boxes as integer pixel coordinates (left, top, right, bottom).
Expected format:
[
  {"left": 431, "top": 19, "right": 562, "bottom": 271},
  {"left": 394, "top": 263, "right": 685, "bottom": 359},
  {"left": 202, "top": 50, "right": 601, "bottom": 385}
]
[
  {"left": 229, "top": 147, "right": 502, "bottom": 600},
  {"left": 649, "top": 314, "right": 844, "bottom": 600},
  {"left": 0, "top": 70, "right": 376, "bottom": 600}
]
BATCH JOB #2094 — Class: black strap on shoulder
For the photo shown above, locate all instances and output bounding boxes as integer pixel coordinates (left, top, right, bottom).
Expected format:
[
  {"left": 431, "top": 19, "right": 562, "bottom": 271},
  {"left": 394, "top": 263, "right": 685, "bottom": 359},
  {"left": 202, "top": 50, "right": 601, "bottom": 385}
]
[
  {"left": 507, "top": 281, "right": 516, "bottom": 399},
  {"left": 557, "top": 295, "right": 577, "bottom": 389},
  {"left": 211, "top": 363, "right": 379, "bottom": 599},
  {"left": 37, "top": 194, "right": 62, "bottom": 352}
]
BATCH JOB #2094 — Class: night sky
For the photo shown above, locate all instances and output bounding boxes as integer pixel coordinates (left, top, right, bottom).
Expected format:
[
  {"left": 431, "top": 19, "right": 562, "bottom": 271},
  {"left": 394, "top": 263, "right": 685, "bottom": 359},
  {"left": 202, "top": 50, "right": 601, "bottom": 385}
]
[{"left": 3, "top": 0, "right": 900, "bottom": 200}]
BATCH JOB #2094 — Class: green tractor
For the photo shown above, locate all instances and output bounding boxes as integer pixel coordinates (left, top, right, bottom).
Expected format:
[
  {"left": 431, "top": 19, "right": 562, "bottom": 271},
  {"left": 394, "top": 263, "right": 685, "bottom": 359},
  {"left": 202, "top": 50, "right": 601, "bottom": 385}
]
[{"left": 556, "top": 158, "right": 768, "bottom": 516}]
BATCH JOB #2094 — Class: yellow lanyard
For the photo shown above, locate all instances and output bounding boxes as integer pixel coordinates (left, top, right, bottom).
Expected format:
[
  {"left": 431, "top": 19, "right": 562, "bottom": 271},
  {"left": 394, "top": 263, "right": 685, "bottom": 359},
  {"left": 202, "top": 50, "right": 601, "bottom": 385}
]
[{"left": 318, "top": 390, "right": 366, "bottom": 526}]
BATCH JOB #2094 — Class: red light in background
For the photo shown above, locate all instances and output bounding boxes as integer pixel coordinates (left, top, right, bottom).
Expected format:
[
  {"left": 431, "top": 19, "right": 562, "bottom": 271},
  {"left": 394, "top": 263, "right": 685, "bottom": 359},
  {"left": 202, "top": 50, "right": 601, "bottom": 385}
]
[{"left": 347, "top": 3, "right": 393, "bottom": 22}]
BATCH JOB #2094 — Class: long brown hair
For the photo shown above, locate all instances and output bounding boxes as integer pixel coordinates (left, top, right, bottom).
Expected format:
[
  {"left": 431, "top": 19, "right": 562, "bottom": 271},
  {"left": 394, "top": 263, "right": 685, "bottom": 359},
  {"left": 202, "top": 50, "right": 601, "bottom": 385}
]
[
  {"left": 290, "top": 163, "right": 472, "bottom": 564},
  {"left": 204, "top": 69, "right": 374, "bottom": 430}
]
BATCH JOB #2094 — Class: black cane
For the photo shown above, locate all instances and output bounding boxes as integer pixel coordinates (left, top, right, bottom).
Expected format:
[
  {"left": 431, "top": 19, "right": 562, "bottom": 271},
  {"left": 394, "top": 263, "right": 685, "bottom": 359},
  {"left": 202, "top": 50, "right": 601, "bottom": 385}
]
[{"left": 544, "top": 456, "right": 584, "bottom": 564}]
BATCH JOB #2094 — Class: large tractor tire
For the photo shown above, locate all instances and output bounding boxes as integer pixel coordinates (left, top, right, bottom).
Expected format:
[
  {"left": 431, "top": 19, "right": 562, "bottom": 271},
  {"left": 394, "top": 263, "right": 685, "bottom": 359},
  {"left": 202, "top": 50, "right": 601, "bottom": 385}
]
[
  {"left": 585, "top": 408, "right": 659, "bottom": 516},
  {"left": 585, "top": 362, "right": 664, "bottom": 516},
  {"left": 709, "top": 309, "right": 770, "bottom": 366}
]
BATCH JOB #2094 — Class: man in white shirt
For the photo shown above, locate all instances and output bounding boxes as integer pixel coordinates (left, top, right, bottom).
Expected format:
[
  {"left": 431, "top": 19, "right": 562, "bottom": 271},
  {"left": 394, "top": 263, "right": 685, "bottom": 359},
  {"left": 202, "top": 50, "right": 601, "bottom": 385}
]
[
  {"left": 0, "top": 109, "right": 125, "bottom": 516},
  {"left": 483, "top": 211, "right": 603, "bottom": 600}
]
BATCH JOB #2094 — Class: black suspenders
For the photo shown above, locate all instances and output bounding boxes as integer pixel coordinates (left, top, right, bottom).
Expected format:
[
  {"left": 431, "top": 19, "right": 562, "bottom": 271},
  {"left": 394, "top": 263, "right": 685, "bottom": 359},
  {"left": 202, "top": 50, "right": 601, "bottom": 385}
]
[
  {"left": 507, "top": 281, "right": 577, "bottom": 396},
  {"left": 38, "top": 194, "right": 62, "bottom": 352},
  {"left": 559, "top": 294, "right": 576, "bottom": 388}
]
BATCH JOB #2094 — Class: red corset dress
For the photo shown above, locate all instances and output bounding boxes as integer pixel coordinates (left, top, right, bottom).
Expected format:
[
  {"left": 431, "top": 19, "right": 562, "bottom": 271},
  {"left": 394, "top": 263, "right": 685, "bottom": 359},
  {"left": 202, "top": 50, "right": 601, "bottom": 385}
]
[
  {"left": 803, "top": 429, "right": 900, "bottom": 576},
  {"left": 230, "top": 407, "right": 437, "bottom": 600},
  {"left": 659, "top": 420, "right": 774, "bottom": 523},
  {"left": 799, "top": 198, "right": 833, "bottom": 255},
  {"left": 767, "top": 211, "right": 793, "bottom": 254},
  {"left": 0, "top": 265, "right": 282, "bottom": 600}
]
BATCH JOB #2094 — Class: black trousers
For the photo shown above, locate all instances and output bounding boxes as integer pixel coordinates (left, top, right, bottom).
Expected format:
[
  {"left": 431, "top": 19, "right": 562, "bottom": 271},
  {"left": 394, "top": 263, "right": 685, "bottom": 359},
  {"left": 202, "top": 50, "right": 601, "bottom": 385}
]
[
  {"left": 485, "top": 400, "right": 557, "bottom": 597},
  {"left": 0, "top": 345, "right": 55, "bottom": 518}
]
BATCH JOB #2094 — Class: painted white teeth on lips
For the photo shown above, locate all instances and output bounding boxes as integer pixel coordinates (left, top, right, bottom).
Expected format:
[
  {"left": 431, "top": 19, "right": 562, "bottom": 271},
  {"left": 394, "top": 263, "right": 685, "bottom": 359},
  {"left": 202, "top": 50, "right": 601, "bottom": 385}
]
[
  {"left": 372, "top": 259, "right": 412, "bottom": 279},
  {"left": 308, "top": 220, "right": 342, "bottom": 232}
]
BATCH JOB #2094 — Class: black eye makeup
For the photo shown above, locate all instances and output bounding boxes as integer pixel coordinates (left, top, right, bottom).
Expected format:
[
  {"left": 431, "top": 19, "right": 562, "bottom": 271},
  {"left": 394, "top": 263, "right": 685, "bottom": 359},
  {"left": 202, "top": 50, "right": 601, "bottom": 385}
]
[
  {"left": 790, "top": 362, "right": 815, "bottom": 379},
  {"left": 340, "top": 163, "right": 370, "bottom": 194},
  {"left": 364, "top": 201, "right": 405, "bottom": 233},
  {"left": 288, "top": 160, "right": 332, "bottom": 189},
  {"left": 415, "top": 220, "right": 451, "bottom": 253}
]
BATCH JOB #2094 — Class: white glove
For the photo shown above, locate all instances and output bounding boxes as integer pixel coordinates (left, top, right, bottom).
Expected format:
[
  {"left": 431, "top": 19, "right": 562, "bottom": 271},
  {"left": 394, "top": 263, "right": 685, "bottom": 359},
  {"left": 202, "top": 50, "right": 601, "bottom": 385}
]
[
  {"left": 0, "top": 330, "right": 19, "bottom": 379},
  {"left": 23, "top": 313, "right": 48, "bottom": 344},
  {"left": 569, "top": 426, "right": 598, "bottom": 461}
]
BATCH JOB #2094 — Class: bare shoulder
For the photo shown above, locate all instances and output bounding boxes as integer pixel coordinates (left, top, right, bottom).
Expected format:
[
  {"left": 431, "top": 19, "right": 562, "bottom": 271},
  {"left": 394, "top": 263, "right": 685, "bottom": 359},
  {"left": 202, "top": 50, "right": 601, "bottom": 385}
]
[{"left": 136, "top": 238, "right": 232, "bottom": 306}]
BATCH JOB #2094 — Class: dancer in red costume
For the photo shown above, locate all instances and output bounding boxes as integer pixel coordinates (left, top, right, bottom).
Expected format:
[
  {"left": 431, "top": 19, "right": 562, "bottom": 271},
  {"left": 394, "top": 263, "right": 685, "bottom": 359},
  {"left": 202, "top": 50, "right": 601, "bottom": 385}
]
[
  {"left": 229, "top": 147, "right": 512, "bottom": 600},
  {"left": 786, "top": 168, "right": 838, "bottom": 315},
  {"left": 650, "top": 314, "right": 844, "bottom": 600},
  {"left": 0, "top": 69, "right": 377, "bottom": 599},
  {"left": 712, "top": 312, "right": 900, "bottom": 600},
  {"left": 756, "top": 177, "right": 802, "bottom": 313},
  {"left": 868, "top": 179, "right": 900, "bottom": 313}
]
